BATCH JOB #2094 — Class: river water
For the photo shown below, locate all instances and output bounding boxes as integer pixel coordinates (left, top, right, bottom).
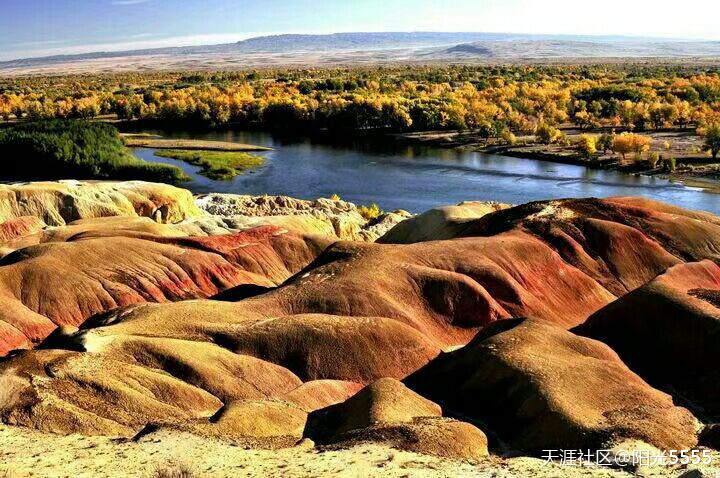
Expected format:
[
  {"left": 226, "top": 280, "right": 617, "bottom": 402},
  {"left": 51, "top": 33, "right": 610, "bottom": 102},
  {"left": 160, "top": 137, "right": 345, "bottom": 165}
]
[{"left": 132, "top": 129, "right": 720, "bottom": 214}]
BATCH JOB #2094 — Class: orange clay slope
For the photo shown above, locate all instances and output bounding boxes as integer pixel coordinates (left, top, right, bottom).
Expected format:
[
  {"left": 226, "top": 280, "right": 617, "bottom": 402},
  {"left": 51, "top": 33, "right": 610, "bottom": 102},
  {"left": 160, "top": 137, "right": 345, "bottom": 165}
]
[{"left": 0, "top": 195, "right": 718, "bottom": 454}]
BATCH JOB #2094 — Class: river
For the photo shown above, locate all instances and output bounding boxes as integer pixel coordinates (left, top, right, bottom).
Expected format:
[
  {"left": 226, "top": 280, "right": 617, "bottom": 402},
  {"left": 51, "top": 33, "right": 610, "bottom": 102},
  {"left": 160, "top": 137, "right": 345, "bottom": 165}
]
[{"left": 131, "top": 129, "right": 720, "bottom": 214}]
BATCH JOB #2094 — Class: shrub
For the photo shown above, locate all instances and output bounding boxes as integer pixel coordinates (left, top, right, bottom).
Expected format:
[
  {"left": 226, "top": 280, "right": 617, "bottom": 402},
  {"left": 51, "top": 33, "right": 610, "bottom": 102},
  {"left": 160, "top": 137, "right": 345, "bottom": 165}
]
[
  {"left": 664, "top": 156, "right": 677, "bottom": 172},
  {"left": 152, "top": 463, "right": 200, "bottom": 478},
  {"left": 153, "top": 150, "right": 264, "bottom": 181},
  {"left": 357, "top": 203, "right": 383, "bottom": 220},
  {"left": 0, "top": 120, "right": 188, "bottom": 183},
  {"left": 648, "top": 152, "right": 660, "bottom": 168}
]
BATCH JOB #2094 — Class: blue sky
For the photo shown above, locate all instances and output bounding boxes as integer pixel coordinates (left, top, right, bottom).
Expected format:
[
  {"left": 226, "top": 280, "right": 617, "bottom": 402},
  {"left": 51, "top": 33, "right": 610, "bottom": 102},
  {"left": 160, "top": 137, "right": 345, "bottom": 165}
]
[{"left": 1, "top": 0, "right": 719, "bottom": 60}]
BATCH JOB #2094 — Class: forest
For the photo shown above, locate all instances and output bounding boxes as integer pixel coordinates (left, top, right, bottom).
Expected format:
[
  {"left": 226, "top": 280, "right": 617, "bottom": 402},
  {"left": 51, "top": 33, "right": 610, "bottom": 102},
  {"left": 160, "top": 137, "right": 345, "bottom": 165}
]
[
  {"left": 0, "top": 120, "right": 188, "bottom": 183},
  {"left": 2, "top": 64, "right": 720, "bottom": 165}
]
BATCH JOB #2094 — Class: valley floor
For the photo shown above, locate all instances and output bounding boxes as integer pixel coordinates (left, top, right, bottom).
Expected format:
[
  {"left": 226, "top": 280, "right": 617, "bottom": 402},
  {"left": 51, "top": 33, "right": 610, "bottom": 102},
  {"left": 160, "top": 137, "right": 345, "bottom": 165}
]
[{"left": 2, "top": 426, "right": 719, "bottom": 478}]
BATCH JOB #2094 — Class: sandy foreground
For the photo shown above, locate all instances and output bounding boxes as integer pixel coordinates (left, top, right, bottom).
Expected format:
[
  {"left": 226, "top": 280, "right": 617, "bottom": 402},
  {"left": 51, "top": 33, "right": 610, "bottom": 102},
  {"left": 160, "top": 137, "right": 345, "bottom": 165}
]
[{"left": 1, "top": 425, "right": 718, "bottom": 478}]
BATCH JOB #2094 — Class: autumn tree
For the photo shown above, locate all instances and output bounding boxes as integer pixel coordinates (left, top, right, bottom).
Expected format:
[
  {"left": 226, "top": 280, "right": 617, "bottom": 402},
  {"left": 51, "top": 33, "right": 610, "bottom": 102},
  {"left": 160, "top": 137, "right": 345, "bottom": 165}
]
[
  {"left": 576, "top": 134, "right": 597, "bottom": 159},
  {"left": 502, "top": 130, "right": 517, "bottom": 145},
  {"left": 381, "top": 101, "right": 412, "bottom": 131},
  {"left": 612, "top": 132, "right": 651, "bottom": 161},
  {"left": 702, "top": 124, "right": 720, "bottom": 159},
  {"left": 597, "top": 132, "right": 614, "bottom": 154},
  {"left": 536, "top": 123, "right": 563, "bottom": 145}
]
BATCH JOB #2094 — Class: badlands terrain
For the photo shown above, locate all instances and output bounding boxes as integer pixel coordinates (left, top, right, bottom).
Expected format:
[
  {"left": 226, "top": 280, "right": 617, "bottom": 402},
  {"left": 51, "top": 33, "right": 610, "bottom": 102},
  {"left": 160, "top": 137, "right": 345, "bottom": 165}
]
[{"left": 0, "top": 180, "right": 719, "bottom": 477}]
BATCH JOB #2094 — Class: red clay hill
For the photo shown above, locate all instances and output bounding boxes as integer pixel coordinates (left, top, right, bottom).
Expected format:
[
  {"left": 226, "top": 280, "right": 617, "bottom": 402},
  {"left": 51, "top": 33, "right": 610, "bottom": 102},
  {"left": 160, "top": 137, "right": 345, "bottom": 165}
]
[{"left": 0, "top": 182, "right": 718, "bottom": 460}]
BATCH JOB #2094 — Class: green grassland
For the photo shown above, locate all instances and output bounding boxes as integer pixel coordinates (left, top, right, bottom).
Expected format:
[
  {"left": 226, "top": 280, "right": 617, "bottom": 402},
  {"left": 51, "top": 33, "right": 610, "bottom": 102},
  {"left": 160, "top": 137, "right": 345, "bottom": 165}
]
[{"left": 154, "top": 149, "right": 266, "bottom": 180}]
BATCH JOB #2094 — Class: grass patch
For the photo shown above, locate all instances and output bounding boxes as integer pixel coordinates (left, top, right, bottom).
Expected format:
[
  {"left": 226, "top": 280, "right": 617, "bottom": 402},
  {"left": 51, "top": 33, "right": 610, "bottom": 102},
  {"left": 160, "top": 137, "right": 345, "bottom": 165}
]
[
  {"left": 0, "top": 120, "right": 189, "bottom": 184},
  {"left": 154, "top": 149, "right": 266, "bottom": 180},
  {"left": 122, "top": 136, "right": 271, "bottom": 151},
  {"left": 152, "top": 463, "right": 201, "bottom": 478}
]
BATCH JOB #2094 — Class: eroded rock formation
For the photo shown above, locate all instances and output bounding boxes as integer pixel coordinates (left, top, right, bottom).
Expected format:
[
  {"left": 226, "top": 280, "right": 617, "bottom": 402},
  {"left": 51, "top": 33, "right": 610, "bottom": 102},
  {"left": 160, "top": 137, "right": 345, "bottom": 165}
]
[
  {"left": 406, "top": 318, "right": 699, "bottom": 452},
  {"left": 576, "top": 260, "right": 720, "bottom": 420},
  {"left": 0, "top": 185, "right": 718, "bottom": 462},
  {"left": 195, "top": 193, "right": 412, "bottom": 241}
]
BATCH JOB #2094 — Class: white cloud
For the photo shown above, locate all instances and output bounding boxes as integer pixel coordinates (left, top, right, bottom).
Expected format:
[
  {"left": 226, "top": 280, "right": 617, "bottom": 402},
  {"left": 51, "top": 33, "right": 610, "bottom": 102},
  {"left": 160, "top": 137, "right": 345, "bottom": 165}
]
[
  {"left": 7, "top": 39, "right": 73, "bottom": 47},
  {"left": 0, "top": 33, "right": 271, "bottom": 61}
]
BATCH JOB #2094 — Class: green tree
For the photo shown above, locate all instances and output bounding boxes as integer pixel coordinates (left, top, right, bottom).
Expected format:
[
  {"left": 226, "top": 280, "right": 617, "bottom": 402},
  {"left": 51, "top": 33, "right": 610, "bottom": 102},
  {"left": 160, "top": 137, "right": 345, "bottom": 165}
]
[
  {"left": 702, "top": 124, "right": 720, "bottom": 159},
  {"left": 597, "top": 132, "right": 614, "bottom": 154},
  {"left": 0, "top": 120, "right": 187, "bottom": 183}
]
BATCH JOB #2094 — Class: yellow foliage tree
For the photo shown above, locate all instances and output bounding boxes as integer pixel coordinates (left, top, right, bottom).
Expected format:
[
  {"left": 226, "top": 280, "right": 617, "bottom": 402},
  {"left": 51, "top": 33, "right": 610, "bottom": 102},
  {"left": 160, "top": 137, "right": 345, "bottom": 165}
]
[
  {"left": 576, "top": 134, "right": 598, "bottom": 159},
  {"left": 612, "top": 133, "right": 651, "bottom": 161}
]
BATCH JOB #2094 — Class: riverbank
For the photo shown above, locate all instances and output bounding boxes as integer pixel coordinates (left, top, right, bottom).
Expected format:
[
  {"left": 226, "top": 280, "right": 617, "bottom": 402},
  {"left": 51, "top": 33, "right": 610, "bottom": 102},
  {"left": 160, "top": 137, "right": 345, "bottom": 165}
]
[
  {"left": 122, "top": 133, "right": 272, "bottom": 181},
  {"left": 121, "top": 134, "right": 272, "bottom": 152},
  {"left": 395, "top": 128, "right": 720, "bottom": 194},
  {"left": 127, "top": 127, "right": 720, "bottom": 215}
]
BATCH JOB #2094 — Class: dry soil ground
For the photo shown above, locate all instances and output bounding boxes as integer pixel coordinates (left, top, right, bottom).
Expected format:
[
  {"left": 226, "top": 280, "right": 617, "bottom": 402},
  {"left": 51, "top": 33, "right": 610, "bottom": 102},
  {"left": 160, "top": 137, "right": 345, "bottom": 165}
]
[{"left": 2, "top": 425, "right": 719, "bottom": 478}]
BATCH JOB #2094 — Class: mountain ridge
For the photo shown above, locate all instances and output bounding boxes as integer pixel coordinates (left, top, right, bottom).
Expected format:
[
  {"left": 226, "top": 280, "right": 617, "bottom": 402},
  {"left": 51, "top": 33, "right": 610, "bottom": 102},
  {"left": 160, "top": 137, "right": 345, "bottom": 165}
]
[{"left": 2, "top": 31, "right": 719, "bottom": 74}]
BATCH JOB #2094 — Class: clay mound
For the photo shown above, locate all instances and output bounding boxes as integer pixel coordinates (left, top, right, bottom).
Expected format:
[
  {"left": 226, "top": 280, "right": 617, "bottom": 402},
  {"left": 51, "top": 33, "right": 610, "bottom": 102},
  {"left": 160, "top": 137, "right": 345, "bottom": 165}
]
[
  {"left": 76, "top": 333, "right": 304, "bottom": 402},
  {"left": 8, "top": 195, "right": 714, "bottom": 359},
  {"left": 0, "top": 180, "right": 201, "bottom": 226},
  {"left": 305, "top": 379, "right": 488, "bottom": 460},
  {"left": 0, "top": 308, "right": 436, "bottom": 436},
  {"left": 0, "top": 216, "right": 203, "bottom": 258},
  {"left": 180, "top": 214, "right": 339, "bottom": 239},
  {"left": 575, "top": 260, "right": 720, "bottom": 419},
  {"left": 305, "top": 378, "right": 442, "bottom": 442},
  {"left": 0, "top": 225, "right": 331, "bottom": 356},
  {"left": 0, "top": 216, "right": 45, "bottom": 242},
  {"left": 267, "top": 232, "right": 615, "bottom": 334},
  {"left": 378, "top": 201, "right": 508, "bottom": 244},
  {"left": 406, "top": 318, "right": 699, "bottom": 453},
  {"left": 195, "top": 399, "right": 308, "bottom": 446},
  {"left": 332, "top": 417, "right": 489, "bottom": 461},
  {"left": 76, "top": 226, "right": 614, "bottom": 360},
  {"left": 413, "top": 196, "right": 720, "bottom": 296},
  {"left": 4, "top": 195, "right": 720, "bottom": 442},
  {"left": 700, "top": 424, "right": 720, "bottom": 450},
  {"left": 226, "top": 315, "right": 441, "bottom": 382},
  {"left": 0, "top": 349, "right": 223, "bottom": 436},
  {"left": 76, "top": 310, "right": 439, "bottom": 384},
  {"left": 282, "top": 380, "right": 364, "bottom": 412},
  {"left": 0, "top": 328, "right": 313, "bottom": 438},
  {"left": 43, "top": 216, "right": 193, "bottom": 241}
]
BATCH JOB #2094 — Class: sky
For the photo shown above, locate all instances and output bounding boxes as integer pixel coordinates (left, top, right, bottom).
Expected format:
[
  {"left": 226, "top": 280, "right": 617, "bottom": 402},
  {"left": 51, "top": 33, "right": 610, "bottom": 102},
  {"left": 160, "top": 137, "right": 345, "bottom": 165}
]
[{"left": 1, "top": 0, "right": 719, "bottom": 61}]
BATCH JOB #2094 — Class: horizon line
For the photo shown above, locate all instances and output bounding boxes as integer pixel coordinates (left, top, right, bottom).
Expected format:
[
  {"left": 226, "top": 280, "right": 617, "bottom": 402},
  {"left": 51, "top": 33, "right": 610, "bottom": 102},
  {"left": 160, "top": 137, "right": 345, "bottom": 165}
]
[{"left": 2, "top": 30, "right": 717, "bottom": 63}]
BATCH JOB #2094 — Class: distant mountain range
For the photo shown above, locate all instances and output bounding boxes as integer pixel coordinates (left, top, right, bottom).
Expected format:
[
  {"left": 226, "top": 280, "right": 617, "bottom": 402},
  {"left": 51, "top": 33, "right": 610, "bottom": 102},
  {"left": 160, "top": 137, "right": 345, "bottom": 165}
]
[
  {"left": 232, "top": 32, "right": 670, "bottom": 51},
  {"left": 2, "top": 32, "right": 719, "bottom": 75}
]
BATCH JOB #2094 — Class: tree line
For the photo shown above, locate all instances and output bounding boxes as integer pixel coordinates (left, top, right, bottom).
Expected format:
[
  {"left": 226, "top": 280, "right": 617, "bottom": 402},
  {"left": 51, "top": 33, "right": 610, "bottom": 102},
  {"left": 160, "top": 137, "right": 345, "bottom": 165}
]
[{"left": 2, "top": 65, "right": 720, "bottom": 140}]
